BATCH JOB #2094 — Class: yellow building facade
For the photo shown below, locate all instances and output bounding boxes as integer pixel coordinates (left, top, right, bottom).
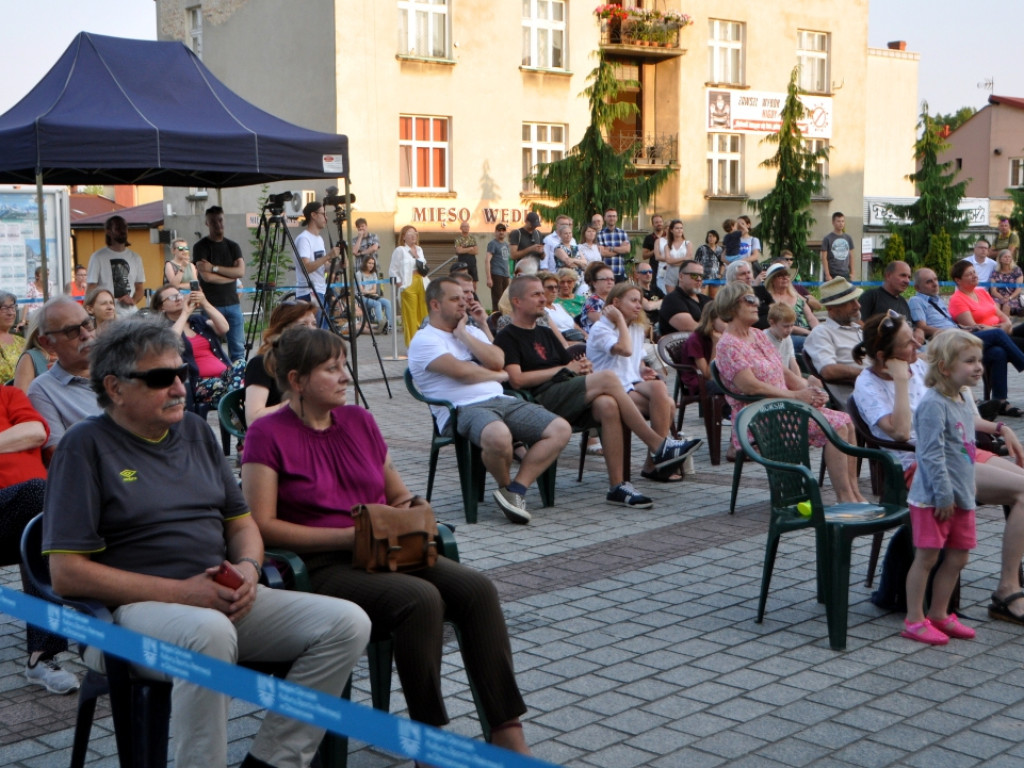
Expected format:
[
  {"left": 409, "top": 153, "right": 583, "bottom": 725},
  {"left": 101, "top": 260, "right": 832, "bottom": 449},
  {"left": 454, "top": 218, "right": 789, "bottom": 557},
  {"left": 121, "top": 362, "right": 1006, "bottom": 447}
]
[{"left": 155, "top": 0, "right": 918, "bottom": 281}]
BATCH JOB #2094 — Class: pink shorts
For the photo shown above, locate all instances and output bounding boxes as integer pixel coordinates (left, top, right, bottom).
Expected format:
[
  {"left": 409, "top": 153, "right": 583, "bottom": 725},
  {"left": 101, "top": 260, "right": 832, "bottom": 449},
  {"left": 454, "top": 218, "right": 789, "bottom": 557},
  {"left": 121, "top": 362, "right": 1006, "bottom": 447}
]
[{"left": 909, "top": 504, "right": 976, "bottom": 550}]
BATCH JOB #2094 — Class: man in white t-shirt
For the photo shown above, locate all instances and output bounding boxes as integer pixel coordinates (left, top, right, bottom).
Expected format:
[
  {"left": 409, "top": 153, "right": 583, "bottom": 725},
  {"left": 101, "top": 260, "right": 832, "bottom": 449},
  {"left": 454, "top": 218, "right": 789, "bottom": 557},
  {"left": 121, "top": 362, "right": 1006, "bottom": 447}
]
[
  {"left": 295, "top": 201, "right": 341, "bottom": 321},
  {"left": 407, "top": 277, "right": 570, "bottom": 524},
  {"left": 86, "top": 215, "right": 146, "bottom": 316}
]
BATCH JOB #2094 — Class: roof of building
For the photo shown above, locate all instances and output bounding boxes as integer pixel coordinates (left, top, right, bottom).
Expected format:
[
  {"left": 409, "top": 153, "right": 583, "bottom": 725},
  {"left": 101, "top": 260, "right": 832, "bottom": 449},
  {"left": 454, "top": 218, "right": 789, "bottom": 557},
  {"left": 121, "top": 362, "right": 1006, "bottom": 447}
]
[
  {"left": 989, "top": 95, "right": 1024, "bottom": 110},
  {"left": 69, "top": 193, "right": 124, "bottom": 222},
  {"left": 72, "top": 199, "right": 164, "bottom": 229}
]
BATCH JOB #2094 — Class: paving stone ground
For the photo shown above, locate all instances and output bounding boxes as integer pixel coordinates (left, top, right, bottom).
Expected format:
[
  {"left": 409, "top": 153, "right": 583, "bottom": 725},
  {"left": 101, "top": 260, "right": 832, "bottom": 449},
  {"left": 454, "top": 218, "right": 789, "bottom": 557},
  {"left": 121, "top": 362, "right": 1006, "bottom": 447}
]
[{"left": 4, "top": 333, "right": 1024, "bottom": 767}]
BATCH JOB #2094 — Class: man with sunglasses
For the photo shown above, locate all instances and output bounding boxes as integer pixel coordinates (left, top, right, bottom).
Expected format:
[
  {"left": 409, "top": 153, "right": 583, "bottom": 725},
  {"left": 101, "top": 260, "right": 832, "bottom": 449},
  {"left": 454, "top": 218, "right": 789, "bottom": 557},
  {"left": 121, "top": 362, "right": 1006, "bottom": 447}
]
[
  {"left": 658, "top": 261, "right": 711, "bottom": 338},
  {"left": 26, "top": 297, "right": 101, "bottom": 462},
  {"left": 40, "top": 317, "right": 370, "bottom": 768},
  {"left": 634, "top": 262, "right": 664, "bottom": 330}
]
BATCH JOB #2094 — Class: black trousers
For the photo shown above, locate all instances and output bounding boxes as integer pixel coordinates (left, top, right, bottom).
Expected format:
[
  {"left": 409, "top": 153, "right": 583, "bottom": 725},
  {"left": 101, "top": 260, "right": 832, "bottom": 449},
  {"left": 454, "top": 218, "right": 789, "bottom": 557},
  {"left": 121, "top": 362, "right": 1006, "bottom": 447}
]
[
  {"left": 0, "top": 479, "right": 68, "bottom": 657},
  {"left": 305, "top": 553, "right": 525, "bottom": 728}
]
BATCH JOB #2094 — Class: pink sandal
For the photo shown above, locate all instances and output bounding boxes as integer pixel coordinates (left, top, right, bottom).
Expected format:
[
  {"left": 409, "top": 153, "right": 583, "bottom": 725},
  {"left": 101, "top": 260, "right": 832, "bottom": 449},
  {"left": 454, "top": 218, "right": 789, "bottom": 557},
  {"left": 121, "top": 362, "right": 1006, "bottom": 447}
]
[
  {"left": 901, "top": 618, "right": 948, "bottom": 645},
  {"left": 931, "top": 614, "right": 975, "bottom": 640}
]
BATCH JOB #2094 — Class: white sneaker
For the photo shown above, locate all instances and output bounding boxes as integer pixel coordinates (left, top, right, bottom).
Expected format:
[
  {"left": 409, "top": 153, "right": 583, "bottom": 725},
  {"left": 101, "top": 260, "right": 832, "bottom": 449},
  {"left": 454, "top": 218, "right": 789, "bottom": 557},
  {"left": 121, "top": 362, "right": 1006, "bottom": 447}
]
[
  {"left": 493, "top": 488, "right": 531, "bottom": 524},
  {"left": 25, "top": 657, "right": 80, "bottom": 695}
]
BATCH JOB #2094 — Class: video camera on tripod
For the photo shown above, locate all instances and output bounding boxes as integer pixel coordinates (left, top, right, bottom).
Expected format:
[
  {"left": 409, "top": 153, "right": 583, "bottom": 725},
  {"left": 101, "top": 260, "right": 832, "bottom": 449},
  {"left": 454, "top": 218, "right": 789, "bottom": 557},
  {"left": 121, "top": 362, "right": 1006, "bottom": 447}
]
[{"left": 264, "top": 190, "right": 293, "bottom": 215}]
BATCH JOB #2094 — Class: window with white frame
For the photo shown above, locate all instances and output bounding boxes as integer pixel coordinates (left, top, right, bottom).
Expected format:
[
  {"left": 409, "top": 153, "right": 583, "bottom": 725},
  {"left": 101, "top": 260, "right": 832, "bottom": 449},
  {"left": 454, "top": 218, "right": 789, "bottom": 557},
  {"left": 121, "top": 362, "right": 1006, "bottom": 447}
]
[
  {"left": 399, "top": 116, "right": 449, "bottom": 191},
  {"left": 187, "top": 6, "right": 202, "bottom": 58},
  {"left": 1011, "top": 158, "right": 1024, "bottom": 188},
  {"left": 797, "top": 30, "right": 830, "bottom": 93},
  {"left": 522, "top": 123, "right": 566, "bottom": 192},
  {"left": 707, "top": 134, "right": 743, "bottom": 195},
  {"left": 398, "top": 0, "right": 449, "bottom": 59},
  {"left": 522, "top": 0, "right": 566, "bottom": 70},
  {"left": 804, "top": 138, "right": 829, "bottom": 196},
  {"left": 707, "top": 20, "right": 744, "bottom": 85}
]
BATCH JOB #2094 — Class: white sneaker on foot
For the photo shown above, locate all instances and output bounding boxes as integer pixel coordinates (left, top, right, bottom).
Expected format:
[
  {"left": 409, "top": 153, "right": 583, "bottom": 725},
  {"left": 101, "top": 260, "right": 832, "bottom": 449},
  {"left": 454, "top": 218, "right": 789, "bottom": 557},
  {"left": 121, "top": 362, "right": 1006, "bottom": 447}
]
[{"left": 25, "top": 657, "right": 80, "bottom": 695}]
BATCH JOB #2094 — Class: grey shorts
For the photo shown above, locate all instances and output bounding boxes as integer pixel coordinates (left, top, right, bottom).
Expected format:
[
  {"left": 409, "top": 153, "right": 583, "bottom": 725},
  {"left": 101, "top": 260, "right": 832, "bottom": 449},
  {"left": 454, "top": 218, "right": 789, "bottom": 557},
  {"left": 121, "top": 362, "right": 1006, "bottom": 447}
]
[
  {"left": 451, "top": 395, "right": 559, "bottom": 445},
  {"left": 533, "top": 376, "right": 594, "bottom": 428}
]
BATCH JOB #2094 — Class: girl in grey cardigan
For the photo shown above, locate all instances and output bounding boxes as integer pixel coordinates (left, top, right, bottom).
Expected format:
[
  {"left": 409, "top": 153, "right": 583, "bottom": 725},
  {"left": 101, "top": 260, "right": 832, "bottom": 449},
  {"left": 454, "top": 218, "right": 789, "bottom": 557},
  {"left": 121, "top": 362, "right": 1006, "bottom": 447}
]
[{"left": 904, "top": 330, "right": 983, "bottom": 645}]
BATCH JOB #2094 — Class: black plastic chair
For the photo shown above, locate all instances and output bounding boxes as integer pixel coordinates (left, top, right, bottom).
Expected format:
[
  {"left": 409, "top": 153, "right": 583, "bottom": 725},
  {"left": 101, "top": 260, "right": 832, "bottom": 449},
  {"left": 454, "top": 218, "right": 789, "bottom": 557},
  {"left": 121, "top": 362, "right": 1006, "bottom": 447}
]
[
  {"left": 217, "top": 387, "right": 247, "bottom": 441},
  {"left": 19, "top": 514, "right": 349, "bottom": 768},
  {"left": 736, "top": 399, "right": 909, "bottom": 650}
]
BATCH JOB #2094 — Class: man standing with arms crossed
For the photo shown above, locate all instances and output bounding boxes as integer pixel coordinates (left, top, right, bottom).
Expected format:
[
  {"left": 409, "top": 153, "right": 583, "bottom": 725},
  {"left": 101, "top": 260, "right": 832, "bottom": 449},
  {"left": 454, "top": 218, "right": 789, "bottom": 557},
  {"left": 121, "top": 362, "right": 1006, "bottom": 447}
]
[
  {"left": 598, "top": 208, "right": 631, "bottom": 283},
  {"left": 194, "top": 206, "right": 247, "bottom": 362}
]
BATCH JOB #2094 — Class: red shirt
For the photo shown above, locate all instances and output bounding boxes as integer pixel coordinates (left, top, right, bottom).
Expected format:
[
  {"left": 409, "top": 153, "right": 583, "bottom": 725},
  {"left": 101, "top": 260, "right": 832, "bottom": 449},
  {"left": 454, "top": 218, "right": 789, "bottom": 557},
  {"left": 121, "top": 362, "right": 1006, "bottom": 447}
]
[{"left": 0, "top": 386, "right": 48, "bottom": 487}]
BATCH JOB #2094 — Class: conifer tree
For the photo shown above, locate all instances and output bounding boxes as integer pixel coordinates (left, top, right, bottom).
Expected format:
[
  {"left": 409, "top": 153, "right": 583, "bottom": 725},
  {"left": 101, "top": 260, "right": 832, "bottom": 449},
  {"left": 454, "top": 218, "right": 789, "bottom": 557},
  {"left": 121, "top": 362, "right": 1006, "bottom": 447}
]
[
  {"left": 528, "top": 54, "right": 673, "bottom": 242},
  {"left": 886, "top": 103, "right": 970, "bottom": 274},
  {"left": 747, "top": 67, "right": 826, "bottom": 276}
]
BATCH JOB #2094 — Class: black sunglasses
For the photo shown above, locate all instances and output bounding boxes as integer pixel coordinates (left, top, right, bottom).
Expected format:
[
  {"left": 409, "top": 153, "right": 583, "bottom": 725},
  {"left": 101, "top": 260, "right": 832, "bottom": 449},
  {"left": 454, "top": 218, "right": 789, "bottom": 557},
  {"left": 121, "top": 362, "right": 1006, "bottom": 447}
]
[
  {"left": 880, "top": 308, "right": 902, "bottom": 331},
  {"left": 124, "top": 364, "right": 190, "bottom": 389},
  {"left": 44, "top": 317, "right": 95, "bottom": 340}
]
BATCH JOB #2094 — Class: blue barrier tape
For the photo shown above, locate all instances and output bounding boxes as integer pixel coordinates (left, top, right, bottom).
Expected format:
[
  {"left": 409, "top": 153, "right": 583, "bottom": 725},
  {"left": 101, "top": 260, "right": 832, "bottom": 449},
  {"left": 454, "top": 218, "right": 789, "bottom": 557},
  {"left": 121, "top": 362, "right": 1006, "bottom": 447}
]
[{"left": 0, "top": 585, "right": 555, "bottom": 768}]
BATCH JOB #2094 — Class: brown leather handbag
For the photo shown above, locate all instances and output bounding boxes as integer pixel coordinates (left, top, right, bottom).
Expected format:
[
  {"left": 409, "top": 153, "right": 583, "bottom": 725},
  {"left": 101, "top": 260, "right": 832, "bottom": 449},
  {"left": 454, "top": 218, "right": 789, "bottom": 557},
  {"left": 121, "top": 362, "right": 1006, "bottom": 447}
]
[{"left": 351, "top": 499, "right": 439, "bottom": 573}]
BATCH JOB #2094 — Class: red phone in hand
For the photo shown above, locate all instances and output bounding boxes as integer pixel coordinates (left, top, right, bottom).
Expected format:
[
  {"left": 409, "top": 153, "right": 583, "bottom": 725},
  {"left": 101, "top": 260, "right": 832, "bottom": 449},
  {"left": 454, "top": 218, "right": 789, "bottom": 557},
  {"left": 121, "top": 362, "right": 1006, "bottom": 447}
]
[{"left": 214, "top": 562, "right": 245, "bottom": 589}]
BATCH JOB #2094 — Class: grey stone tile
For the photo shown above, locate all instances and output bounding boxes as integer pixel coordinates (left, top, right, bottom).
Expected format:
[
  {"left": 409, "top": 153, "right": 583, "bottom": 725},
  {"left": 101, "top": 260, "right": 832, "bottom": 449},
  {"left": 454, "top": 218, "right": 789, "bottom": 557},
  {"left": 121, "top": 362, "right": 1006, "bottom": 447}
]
[
  {"left": 650, "top": 747, "right": 726, "bottom": 768},
  {"left": 691, "top": 730, "right": 768, "bottom": 759},
  {"left": 576, "top": 743, "right": 658, "bottom": 768},
  {"left": 902, "top": 744, "right": 982, "bottom": 768},
  {"left": 556, "top": 723, "right": 627, "bottom": 750},
  {"left": 831, "top": 740, "right": 907, "bottom": 768},
  {"left": 792, "top": 721, "right": 868, "bottom": 749}
]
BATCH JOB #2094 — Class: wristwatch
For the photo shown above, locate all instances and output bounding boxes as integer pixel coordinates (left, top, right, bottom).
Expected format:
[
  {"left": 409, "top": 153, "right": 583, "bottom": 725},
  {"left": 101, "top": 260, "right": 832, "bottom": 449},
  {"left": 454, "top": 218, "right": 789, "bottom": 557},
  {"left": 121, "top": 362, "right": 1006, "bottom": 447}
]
[
  {"left": 212, "top": 265, "right": 220, "bottom": 274},
  {"left": 238, "top": 557, "right": 262, "bottom": 580}
]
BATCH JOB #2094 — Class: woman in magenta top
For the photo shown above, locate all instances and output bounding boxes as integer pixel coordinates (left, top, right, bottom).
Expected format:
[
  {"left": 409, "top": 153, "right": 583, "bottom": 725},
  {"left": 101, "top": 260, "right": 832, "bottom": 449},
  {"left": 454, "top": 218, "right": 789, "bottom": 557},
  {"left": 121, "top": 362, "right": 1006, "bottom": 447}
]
[
  {"left": 241, "top": 327, "right": 531, "bottom": 757},
  {"left": 712, "top": 281, "right": 867, "bottom": 504},
  {"left": 948, "top": 260, "right": 1013, "bottom": 331}
]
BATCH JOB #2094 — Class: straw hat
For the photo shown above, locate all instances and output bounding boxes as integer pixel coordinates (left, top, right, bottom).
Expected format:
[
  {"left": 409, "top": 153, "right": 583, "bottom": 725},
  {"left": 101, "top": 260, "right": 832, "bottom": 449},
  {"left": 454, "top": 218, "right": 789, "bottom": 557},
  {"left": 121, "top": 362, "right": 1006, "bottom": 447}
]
[{"left": 819, "top": 277, "right": 863, "bottom": 307}]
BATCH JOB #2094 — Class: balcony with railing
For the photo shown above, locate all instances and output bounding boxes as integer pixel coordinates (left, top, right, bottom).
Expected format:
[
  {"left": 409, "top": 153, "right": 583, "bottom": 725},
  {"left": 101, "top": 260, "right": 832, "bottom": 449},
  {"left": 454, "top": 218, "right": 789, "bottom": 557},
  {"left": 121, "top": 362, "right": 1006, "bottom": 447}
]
[
  {"left": 596, "top": 9, "right": 690, "bottom": 61},
  {"left": 609, "top": 131, "right": 678, "bottom": 169}
]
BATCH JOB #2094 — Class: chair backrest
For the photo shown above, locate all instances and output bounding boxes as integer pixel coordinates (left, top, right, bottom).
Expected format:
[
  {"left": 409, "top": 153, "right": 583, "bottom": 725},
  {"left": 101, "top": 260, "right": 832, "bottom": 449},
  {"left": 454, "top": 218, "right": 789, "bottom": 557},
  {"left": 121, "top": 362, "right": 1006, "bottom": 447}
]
[
  {"left": 710, "top": 360, "right": 762, "bottom": 403},
  {"left": 404, "top": 368, "right": 455, "bottom": 437},
  {"left": 656, "top": 331, "right": 692, "bottom": 369},
  {"left": 735, "top": 398, "right": 828, "bottom": 509},
  {"left": 846, "top": 393, "right": 913, "bottom": 453},
  {"left": 217, "top": 388, "right": 247, "bottom": 440}
]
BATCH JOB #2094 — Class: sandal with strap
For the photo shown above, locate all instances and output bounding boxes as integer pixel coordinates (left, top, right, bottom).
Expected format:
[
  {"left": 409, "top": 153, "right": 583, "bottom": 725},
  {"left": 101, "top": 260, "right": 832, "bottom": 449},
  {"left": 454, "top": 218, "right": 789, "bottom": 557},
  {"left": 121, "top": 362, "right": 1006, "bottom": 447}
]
[
  {"left": 999, "top": 401, "right": 1024, "bottom": 418},
  {"left": 989, "top": 591, "right": 1024, "bottom": 625},
  {"left": 900, "top": 618, "right": 948, "bottom": 645},
  {"left": 931, "top": 613, "right": 975, "bottom": 640}
]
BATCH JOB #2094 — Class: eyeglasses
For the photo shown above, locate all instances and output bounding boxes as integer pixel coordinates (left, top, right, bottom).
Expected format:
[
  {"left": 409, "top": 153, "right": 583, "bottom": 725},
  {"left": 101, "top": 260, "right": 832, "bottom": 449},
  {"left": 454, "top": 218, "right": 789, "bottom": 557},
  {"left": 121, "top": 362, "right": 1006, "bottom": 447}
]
[
  {"left": 595, "top": 276, "right": 615, "bottom": 283},
  {"left": 636, "top": 270, "right": 653, "bottom": 275},
  {"left": 164, "top": 293, "right": 184, "bottom": 302},
  {"left": 682, "top": 272, "right": 704, "bottom": 279},
  {"left": 880, "top": 308, "right": 902, "bottom": 330},
  {"left": 124, "top": 364, "right": 190, "bottom": 389},
  {"left": 544, "top": 284, "right": 558, "bottom": 291},
  {"left": 740, "top": 294, "right": 759, "bottom": 305},
  {"left": 0, "top": 303, "right": 16, "bottom": 312},
  {"left": 44, "top": 317, "right": 95, "bottom": 340},
  {"left": 175, "top": 245, "right": 189, "bottom": 252}
]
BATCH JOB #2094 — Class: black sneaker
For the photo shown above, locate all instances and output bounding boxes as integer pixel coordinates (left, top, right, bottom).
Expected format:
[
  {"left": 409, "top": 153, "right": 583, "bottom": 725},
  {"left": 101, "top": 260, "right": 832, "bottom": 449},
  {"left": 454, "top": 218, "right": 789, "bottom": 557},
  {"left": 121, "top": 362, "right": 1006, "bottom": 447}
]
[
  {"left": 651, "top": 437, "right": 703, "bottom": 471},
  {"left": 606, "top": 482, "right": 653, "bottom": 509}
]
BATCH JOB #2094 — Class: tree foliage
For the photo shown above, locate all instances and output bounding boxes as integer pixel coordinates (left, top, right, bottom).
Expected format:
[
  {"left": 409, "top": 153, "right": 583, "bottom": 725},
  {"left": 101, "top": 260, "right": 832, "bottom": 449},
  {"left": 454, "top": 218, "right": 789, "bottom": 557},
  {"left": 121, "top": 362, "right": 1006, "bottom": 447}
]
[
  {"left": 879, "top": 231, "right": 905, "bottom": 275},
  {"left": 528, "top": 53, "right": 673, "bottom": 250},
  {"left": 885, "top": 103, "right": 970, "bottom": 275},
  {"left": 1007, "top": 187, "right": 1024, "bottom": 237},
  {"left": 747, "top": 67, "right": 826, "bottom": 277},
  {"left": 922, "top": 230, "right": 952, "bottom": 282},
  {"left": 932, "top": 106, "right": 976, "bottom": 134}
]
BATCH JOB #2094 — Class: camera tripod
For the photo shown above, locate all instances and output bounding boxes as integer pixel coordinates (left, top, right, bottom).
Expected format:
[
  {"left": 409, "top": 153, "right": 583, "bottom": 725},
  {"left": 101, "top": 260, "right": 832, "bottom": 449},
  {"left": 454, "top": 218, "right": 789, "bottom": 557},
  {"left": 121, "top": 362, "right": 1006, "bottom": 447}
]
[
  {"left": 321, "top": 198, "right": 392, "bottom": 397},
  {"left": 246, "top": 197, "right": 368, "bottom": 408}
]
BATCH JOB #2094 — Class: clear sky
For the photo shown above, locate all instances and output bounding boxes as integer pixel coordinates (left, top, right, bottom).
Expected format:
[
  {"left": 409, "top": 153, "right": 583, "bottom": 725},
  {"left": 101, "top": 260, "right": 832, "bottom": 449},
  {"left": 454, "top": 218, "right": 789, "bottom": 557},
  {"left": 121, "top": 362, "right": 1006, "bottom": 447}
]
[{"left": 0, "top": 1, "right": 1022, "bottom": 118}]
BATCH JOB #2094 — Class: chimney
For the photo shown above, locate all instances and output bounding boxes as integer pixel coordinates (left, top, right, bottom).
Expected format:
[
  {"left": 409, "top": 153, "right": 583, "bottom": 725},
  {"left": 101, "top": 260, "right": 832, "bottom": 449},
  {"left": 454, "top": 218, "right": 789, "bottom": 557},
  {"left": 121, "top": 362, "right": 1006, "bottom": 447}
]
[{"left": 887, "top": 41, "right": 907, "bottom": 51}]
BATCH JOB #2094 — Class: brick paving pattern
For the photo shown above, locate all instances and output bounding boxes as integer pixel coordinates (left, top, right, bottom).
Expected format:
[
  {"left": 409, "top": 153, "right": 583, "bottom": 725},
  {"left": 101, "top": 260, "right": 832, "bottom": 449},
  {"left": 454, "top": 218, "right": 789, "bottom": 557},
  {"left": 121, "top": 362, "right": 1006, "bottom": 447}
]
[{"left": 4, "top": 333, "right": 1024, "bottom": 767}]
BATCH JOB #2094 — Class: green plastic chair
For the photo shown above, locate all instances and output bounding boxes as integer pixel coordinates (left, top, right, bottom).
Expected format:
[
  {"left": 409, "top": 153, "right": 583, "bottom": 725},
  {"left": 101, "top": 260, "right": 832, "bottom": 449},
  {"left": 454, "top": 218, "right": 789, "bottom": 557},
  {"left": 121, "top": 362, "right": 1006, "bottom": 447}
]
[
  {"left": 217, "top": 387, "right": 247, "bottom": 441},
  {"left": 265, "top": 523, "right": 493, "bottom": 762},
  {"left": 404, "top": 368, "right": 557, "bottom": 522},
  {"left": 735, "top": 398, "right": 909, "bottom": 650}
]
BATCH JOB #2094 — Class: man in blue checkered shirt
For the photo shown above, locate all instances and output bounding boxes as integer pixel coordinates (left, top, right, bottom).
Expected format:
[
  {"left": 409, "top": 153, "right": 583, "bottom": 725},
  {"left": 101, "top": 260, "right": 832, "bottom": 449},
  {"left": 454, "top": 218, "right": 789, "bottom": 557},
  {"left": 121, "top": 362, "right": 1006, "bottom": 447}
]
[{"left": 597, "top": 208, "right": 631, "bottom": 282}]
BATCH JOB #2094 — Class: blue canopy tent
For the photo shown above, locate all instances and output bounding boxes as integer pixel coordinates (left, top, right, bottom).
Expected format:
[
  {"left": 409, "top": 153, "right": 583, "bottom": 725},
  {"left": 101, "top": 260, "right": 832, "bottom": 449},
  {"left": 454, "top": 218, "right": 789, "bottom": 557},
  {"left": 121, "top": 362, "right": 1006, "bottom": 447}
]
[
  {"left": 0, "top": 31, "right": 348, "bottom": 187},
  {"left": 0, "top": 31, "right": 360, "bottom": 376}
]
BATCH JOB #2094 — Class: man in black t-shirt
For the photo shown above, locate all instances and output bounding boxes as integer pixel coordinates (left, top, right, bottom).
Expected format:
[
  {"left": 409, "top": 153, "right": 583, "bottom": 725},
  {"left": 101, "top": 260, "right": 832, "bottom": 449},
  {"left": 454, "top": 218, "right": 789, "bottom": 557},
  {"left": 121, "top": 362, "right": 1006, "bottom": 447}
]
[
  {"left": 494, "top": 276, "right": 701, "bottom": 507},
  {"left": 193, "top": 206, "right": 246, "bottom": 362},
  {"left": 658, "top": 262, "right": 711, "bottom": 337},
  {"left": 641, "top": 215, "right": 666, "bottom": 274}
]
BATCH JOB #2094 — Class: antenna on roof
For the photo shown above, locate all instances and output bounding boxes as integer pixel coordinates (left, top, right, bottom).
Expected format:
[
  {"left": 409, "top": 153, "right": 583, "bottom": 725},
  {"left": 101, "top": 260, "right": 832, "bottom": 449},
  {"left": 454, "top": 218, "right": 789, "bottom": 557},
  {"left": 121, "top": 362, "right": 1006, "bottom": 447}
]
[{"left": 978, "top": 78, "right": 994, "bottom": 93}]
